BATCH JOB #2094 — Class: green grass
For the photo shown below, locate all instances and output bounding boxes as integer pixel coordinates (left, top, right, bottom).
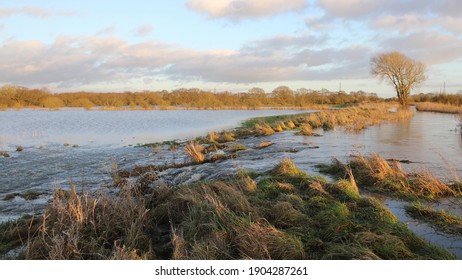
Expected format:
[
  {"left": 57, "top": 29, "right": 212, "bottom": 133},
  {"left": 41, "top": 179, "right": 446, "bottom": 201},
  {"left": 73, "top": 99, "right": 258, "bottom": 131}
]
[
  {"left": 229, "top": 144, "right": 246, "bottom": 152},
  {"left": 0, "top": 215, "right": 41, "bottom": 258},
  {"left": 319, "top": 153, "right": 461, "bottom": 201},
  {"left": 0, "top": 151, "right": 10, "bottom": 158},
  {"left": 406, "top": 203, "right": 462, "bottom": 235},
  {"left": 241, "top": 113, "right": 308, "bottom": 129},
  {"left": 1, "top": 150, "right": 455, "bottom": 259},
  {"left": 3, "top": 191, "right": 41, "bottom": 201}
]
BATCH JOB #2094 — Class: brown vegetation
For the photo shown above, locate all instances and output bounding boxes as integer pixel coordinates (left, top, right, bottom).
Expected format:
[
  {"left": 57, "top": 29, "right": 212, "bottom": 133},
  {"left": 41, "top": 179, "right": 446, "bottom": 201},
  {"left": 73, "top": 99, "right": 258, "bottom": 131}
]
[
  {"left": 0, "top": 84, "right": 381, "bottom": 110},
  {"left": 326, "top": 153, "right": 461, "bottom": 200},
  {"left": 411, "top": 93, "right": 462, "bottom": 107},
  {"left": 414, "top": 102, "right": 462, "bottom": 114},
  {"left": 241, "top": 103, "right": 413, "bottom": 138},
  {"left": 184, "top": 142, "right": 205, "bottom": 163}
]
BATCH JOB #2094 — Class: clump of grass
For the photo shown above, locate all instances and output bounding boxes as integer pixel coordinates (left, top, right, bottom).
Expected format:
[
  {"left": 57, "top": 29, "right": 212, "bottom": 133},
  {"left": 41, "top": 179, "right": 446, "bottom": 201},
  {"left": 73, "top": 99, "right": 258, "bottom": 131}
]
[
  {"left": 285, "top": 120, "right": 296, "bottom": 129},
  {"left": 297, "top": 123, "right": 314, "bottom": 136},
  {"left": 3, "top": 193, "right": 18, "bottom": 201},
  {"left": 207, "top": 131, "right": 219, "bottom": 143},
  {"left": 229, "top": 144, "right": 246, "bottom": 152},
  {"left": 26, "top": 185, "right": 152, "bottom": 259},
  {"left": 258, "top": 141, "right": 273, "bottom": 148},
  {"left": 272, "top": 158, "right": 304, "bottom": 177},
  {"left": 348, "top": 153, "right": 459, "bottom": 200},
  {"left": 217, "top": 131, "right": 235, "bottom": 143},
  {"left": 21, "top": 191, "right": 42, "bottom": 200},
  {"left": 316, "top": 158, "right": 347, "bottom": 178},
  {"left": 184, "top": 141, "right": 205, "bottom": 163},
  {"left": 304, "top": 114, "right": 322, "bottom": 128},
  {"left": 405, "top": 203, "right": 462, "bottom": 235},
  {"left": 272, "top": 123, "right": 284, "bottom": 132},
  {"left": 16, "top": 146, "right": 23, "bottom": 152},
  {"left": 254, "top": 122, "right": 275, "bottom": 136},
  {"left": 1, "top": 190, "right": 42, "bottom": 201},
  {"left": 0, "top": 151, "right": 10, "bottom": 158},
  {"left": 234, "top": 170, "right": 257, "bottom": 193}
]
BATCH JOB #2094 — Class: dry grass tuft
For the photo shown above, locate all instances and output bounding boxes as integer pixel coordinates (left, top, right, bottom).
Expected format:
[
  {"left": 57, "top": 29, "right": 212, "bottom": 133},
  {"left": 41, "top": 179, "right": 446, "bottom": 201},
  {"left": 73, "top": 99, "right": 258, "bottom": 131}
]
[
  {"left": 26, "top": 185, "right": 152, "bottom": 259},
  {"left": 272, "top": 158, "right": 304, "bottom": 177},
  {"left": 235, "top": 172, "right": 257, "bottom": 193},
  {"left": 258, "top": 141, "right": 274, "bottom": 148},
  {"left": 285, "top": 120, "right": 296, "bottom": 129},
  {"left": 298, "top": 123, "right": 314, "bottom": 136},
  {"left": 217, "top": 131, "right": 235, "bottom": 143},
  {"left": 272, "top": 123, "right": 284, "bottom": 132},
  {"left": 184, "top": 141, "right": 205, "bottom": 163},
  {"left": 349, "top": 153, "right": 459, "bottom": 200},
  {"left": 254, "top": 122, "right": 275, "bottom": 136}
]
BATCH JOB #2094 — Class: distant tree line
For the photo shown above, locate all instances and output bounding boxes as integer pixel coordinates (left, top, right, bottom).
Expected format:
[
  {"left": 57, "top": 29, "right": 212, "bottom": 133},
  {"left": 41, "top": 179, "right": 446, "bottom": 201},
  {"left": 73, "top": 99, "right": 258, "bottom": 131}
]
[{"left": 0, "top": 84, "right": 382, "bottom": 109}]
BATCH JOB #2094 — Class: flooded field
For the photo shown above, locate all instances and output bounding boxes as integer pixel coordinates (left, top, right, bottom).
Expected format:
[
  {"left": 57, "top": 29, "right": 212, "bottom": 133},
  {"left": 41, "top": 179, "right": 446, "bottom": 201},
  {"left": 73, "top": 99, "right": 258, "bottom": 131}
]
[{"left": 1, "top": 108, "right": 461, "bottom": 257}]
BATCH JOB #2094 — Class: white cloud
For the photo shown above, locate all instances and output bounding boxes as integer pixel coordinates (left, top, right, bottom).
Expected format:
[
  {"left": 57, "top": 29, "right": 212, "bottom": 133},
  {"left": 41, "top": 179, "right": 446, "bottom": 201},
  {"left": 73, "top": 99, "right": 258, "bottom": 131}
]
[
  {"left": 96, "top": 26, "right": 117, "bottom": 35},
  {"left": 318, "top": 0, "right": 387, "bottom": 18},
  {"left": 380, "top": 31, "right": 462, "bottom": 65},
  {"left": 0, "top": 5, "right": 75, "bottom": 18},
  {"left": 186, "top": 0, "right": 306, "bottom": 20},
  {"left": 0, "top": 34, "right": 375, "bottom": 88},
  {"left": 134, "top": 24, "right": 153, "bottom": 36}
]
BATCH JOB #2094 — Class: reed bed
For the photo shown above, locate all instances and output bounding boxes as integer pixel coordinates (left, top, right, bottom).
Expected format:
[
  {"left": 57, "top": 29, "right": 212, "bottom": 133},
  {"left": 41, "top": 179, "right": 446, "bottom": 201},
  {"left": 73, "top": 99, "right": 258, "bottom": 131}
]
[{"left": 414, "top": 102, "right": 462, "bottom": 114}]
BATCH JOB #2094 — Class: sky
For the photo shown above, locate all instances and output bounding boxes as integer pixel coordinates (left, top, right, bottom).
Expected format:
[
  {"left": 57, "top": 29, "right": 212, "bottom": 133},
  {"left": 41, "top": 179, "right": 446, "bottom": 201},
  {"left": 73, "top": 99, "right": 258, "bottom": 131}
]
[{"left": 1, "top": 0, "right": 461, "bottom": 97}]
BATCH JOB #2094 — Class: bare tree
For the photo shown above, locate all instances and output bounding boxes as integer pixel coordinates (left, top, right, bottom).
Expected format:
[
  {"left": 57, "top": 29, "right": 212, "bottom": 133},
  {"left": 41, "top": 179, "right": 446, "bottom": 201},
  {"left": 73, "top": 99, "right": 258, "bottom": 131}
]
[{"left": 371, "top": 51, "right": 426, "bottom": 106}]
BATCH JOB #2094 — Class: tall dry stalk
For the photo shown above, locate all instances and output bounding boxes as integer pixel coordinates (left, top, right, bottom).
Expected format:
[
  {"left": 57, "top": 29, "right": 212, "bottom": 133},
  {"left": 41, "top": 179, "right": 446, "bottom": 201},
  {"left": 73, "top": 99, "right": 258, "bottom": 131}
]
[{"left": 184, "top": 141, "right": 205, "bottom": 163}]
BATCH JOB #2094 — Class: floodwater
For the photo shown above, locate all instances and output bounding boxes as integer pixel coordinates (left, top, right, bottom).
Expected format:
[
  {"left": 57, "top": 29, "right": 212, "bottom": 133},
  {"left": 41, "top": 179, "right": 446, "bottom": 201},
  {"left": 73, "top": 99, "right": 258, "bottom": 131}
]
[
  {"left": 0, "top": 108, "right": 308, "bottom": 149},
  {"left": 0, "top": 108, "right": 307, "bottom": 221},
  {"left": 1, "top": 108, "right": 462, "bottom": 257}
]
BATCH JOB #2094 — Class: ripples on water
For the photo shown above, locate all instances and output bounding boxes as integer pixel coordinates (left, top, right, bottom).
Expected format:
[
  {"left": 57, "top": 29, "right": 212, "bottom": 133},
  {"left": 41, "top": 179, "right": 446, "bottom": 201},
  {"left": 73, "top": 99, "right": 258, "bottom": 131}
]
[{"left": 0, "top": 109, "right": 308, "bottom": 149}]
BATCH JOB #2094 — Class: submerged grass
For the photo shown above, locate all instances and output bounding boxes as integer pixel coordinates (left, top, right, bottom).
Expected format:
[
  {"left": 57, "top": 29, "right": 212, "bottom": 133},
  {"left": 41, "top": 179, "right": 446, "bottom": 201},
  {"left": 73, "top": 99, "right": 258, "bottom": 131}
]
[
  {"left": 347, "top": 153, "right": 460, "bottom": 200},
  {"left": 238, "top": 103, "right": 413, "bottom": 139},
  {"left": 405, "top": 203, "right": 462, "bottom": 235},
  {"left": 318, "top": 152, "right": 461, "bottom": 201}
]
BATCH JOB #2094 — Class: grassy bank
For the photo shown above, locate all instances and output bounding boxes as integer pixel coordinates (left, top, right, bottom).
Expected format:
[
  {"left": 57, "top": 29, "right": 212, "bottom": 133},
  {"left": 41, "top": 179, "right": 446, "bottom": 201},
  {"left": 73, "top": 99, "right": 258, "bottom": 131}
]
[
  {"left": 414, "top": 102, "right": 462, "bottom": 114},
  {"left": 318, "top": 153, "right": 462, "bottom": 201},
  {"left": 240, "top": 103, "right": 412, "bottom": 134},
  {"left": 0, "top": 159, "right": 454, "bottom": 260}
]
